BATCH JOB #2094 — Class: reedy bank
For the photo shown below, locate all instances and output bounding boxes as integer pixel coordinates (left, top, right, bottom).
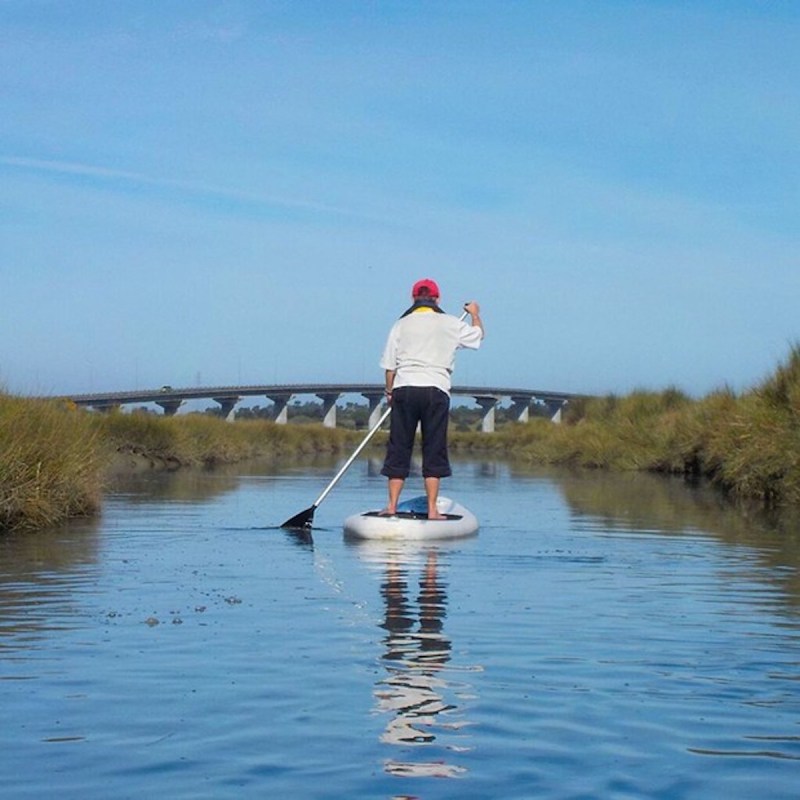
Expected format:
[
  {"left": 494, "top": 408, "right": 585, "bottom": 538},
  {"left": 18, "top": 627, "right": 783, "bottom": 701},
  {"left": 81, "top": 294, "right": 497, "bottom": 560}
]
[
  {"left": 0, "top": 395, "right": 105, "bottom": 533},
  {"left": 0, "top": 401, "right": 358, "bottom": 534},
  {"left": 452, "top": 345, "right": 800, "bottom": 506}
]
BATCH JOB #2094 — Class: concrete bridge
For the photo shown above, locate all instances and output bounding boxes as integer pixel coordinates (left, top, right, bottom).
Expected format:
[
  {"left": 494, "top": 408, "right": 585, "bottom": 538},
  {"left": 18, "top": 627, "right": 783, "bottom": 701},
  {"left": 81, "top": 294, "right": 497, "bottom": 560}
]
[{"left": 67, "top": 383, "right": 577, "bottom": 433}]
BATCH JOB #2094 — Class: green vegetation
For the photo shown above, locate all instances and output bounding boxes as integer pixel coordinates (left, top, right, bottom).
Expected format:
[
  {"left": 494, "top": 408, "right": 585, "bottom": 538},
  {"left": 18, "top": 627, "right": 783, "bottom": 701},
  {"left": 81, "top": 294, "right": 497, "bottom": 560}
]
[
  {"left": 101, "top": 410, "right": 357, "bottom": 467},
  {"left": 231, "top": 397, "right": 549, "bottom": 430},
  {"left": 452, "top": 345, "right": 800, "bottom": 506},
  {"left": 0, "top": 395, "right": 105, "bottom": 533},
  {"left": 3, "top": 345, "right": 800, "bottom": 534},
  {"left": 0, "top": 400, "right": 359, "bottom": 534}
]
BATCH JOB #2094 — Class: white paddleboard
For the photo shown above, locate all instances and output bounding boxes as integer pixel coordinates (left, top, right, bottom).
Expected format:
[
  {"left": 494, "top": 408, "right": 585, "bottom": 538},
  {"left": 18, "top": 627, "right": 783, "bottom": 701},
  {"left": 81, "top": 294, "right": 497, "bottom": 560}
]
[{"left": 343, "top": 495, "right": 479, "bottom": 541}]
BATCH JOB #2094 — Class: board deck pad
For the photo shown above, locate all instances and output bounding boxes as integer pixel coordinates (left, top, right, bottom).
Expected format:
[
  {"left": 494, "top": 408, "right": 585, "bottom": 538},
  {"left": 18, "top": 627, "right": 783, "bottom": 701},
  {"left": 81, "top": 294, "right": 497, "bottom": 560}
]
[{"left": 362, "top": 511, "right": 463, "bottom": 520}]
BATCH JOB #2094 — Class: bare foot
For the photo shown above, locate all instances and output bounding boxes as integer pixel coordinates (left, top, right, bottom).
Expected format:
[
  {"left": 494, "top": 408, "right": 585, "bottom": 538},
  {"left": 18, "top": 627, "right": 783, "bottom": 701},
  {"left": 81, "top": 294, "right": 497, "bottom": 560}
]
[
  {"left": 427, "top": 512, "right": 447, "bottom": 521},
  {"left": 378, "top": 508, "right": 396, "bottom": 517}
]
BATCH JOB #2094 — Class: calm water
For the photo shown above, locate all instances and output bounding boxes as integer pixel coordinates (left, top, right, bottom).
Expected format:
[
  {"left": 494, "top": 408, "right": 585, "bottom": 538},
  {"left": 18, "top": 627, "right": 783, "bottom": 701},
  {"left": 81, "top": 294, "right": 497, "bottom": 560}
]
[{"left": 1, "top": 458, "right": 799, "bottom": 799}]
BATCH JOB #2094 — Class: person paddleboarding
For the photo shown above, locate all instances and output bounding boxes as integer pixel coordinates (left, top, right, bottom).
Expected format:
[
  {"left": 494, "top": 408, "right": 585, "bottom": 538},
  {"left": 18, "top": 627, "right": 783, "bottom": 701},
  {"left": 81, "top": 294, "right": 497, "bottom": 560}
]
[{"left": 379, "top": 279, "right": 484, "bottom": 519}]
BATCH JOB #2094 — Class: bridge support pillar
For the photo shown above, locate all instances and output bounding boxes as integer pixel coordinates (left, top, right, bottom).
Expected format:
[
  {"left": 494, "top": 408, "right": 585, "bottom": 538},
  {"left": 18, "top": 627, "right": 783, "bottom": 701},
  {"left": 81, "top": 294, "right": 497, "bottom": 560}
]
[
  {"left": 266, "top": 393, "right": 292, "bottom": 424},
  {"left": 213, "top": 396, "right": 239, "bottom": 422},
  {"left": 474, "top": 395, "right": 500, "bottom": 433},
  {"left": 544, "top": 398, "right": 568, "bottom": 424},
  {"left": 156, "top": 400, "right": 182, "bottom": 416},
  {"left": 317, "top": 393, "right": 340, "bottom": 428},
  {"left": 510, "top": 395, "right": 531, "bottom": 424},
  {"left": 362, "top": 392, "right": 385, "bottom": 429}
]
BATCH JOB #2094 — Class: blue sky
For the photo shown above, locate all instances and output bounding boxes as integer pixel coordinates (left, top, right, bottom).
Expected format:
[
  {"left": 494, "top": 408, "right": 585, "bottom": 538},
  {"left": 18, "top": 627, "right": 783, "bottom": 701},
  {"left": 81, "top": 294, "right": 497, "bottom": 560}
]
[{"left": 1, "top": 1, "right": 798, "bottom": 401}]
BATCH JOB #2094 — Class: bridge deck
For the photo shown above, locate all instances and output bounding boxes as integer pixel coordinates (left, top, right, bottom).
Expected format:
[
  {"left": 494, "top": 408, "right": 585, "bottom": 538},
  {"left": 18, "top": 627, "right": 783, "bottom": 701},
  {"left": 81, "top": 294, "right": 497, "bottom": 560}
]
[
  {"left": 64, "top": 383, "right": 577, "bottom": 430},
  {"left": 67, "top": 383, "right": 575, "bottom": 405}
]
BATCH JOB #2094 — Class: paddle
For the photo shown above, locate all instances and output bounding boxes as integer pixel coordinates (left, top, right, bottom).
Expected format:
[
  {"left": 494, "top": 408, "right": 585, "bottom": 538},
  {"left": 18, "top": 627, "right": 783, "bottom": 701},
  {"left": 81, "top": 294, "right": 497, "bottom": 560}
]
[
  {"left": 280, "top": 404, "right": 392, "bottom": 530},
  {"left": 280, "top": 306, "right": 472, "bottom": 531}
]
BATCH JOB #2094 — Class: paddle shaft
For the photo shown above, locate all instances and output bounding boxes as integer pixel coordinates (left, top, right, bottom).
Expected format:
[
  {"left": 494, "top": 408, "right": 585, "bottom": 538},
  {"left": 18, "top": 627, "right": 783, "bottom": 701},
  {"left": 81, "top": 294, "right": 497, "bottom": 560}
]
[{"left": 310, "top": 404, "right": 392, "bottom": 510}]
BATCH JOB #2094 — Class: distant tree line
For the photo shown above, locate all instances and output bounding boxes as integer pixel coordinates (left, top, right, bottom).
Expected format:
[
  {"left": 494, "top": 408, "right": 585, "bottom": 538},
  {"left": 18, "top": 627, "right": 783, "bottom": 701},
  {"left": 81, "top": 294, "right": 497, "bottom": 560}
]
[{"left": 208, "top": 399, "right": 554, "bottom": 430}]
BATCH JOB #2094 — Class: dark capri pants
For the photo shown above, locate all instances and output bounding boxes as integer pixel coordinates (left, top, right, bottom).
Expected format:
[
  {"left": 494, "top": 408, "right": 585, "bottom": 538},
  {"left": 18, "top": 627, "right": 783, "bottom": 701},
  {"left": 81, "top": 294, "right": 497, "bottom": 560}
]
[{"left": 381, "top": 385, "right": 452, "bottom": 479}]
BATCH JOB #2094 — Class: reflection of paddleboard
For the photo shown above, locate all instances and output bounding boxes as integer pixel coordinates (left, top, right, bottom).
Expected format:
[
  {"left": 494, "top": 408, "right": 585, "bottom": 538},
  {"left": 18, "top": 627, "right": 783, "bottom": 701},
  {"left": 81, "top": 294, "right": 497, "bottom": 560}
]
[{"left": 343, "top": 496, "right": 479, "bottom": 541}]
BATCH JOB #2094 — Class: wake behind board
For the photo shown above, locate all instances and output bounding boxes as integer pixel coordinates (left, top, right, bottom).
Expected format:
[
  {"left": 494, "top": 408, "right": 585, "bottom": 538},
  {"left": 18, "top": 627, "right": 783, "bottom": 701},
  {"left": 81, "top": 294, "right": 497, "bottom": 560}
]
[{"left": 343, "top": 495, "right": 478, "bottom": 541}]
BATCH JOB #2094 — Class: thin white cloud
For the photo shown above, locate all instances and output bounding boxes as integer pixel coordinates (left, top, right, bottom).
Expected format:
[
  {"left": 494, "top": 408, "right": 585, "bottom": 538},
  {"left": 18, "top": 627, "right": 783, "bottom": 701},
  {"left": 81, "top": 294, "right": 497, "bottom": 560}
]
[
  {"left": 0, "top": 155, "right": 386, "bottom": 222},
  {"left": 2, "top": 156, "right": 152, "bottom": 183}
]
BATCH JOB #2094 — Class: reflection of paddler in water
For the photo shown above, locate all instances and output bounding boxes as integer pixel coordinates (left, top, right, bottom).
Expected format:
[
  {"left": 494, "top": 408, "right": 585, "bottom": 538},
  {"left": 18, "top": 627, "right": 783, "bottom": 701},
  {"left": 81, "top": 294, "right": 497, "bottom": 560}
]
[{"left": 374, "top": 549, "right": 469, "bottom": 778}]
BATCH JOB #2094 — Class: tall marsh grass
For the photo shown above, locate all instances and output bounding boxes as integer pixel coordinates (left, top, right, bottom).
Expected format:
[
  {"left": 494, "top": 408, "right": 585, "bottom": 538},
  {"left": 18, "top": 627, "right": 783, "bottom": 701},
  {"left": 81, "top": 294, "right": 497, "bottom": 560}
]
[
  {"left": 1, "top": 401, "right": 359, "bottom": 534},
  {"left": 0, "top": 395, "right": 105, "bottom": 532},
  {"left": 97, "top": 412, "right": 357, "bottom": 467},
  {"left": 453, "top": 345, "right": 800, "bottom": 507}
]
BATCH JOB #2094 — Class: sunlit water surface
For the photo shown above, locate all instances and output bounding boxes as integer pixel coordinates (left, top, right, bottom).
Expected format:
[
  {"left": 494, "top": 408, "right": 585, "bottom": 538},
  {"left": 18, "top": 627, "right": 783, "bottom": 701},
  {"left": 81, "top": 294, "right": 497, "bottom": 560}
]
[{"left": 2, "top": 459, "right": 799, "bottom": 799}]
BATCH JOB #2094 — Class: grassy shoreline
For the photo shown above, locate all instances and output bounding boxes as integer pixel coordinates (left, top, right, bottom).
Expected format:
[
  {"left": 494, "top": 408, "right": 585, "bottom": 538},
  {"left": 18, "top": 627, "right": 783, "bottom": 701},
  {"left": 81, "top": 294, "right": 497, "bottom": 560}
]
[
  {"left": 3, "top": 345, "right": 800, "bottom": 533},
  {"left": 452, "top": 345, "right": 800, "bottom": 506},
  {"left": 0, "top": 394, "right": 106, "bottom": 534},
  {"left": 0, "top": 403, "right": 360, "bottom": 534}
]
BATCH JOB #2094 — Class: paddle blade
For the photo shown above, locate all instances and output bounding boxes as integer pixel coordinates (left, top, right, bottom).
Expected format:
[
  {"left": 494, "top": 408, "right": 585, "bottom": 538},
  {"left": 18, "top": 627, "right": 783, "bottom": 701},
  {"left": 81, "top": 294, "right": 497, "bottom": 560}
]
[{"left": 280, "top": 505, "right": 316, "bottom": 530}]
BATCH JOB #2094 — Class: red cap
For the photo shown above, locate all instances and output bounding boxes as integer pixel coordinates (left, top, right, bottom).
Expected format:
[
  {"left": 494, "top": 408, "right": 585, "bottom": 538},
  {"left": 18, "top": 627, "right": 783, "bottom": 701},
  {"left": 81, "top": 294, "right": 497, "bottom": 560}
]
[{"left": 411, "top": 278, "right": 440, "bottom": 299}]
